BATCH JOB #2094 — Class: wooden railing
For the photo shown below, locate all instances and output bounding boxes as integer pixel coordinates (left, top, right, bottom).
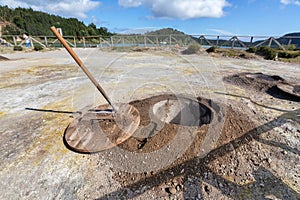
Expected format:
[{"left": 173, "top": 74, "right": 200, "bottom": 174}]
[{"left": 1, "top": 34, "right": 300, "bottom": 50}]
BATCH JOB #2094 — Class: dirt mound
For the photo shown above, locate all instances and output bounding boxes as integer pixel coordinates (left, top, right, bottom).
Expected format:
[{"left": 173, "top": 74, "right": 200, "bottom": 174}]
[
  {"left": 224, "top": 72, "right": 300, "bottom": 102},
  {"left": 0, "top": 55, "right": 9, "bottom": 61},
  {"left": 223, "top": 72, "right": 285, "bottom": 92},
  {"left": 81, "top": 94, "right": 258, "bottom": 191}
]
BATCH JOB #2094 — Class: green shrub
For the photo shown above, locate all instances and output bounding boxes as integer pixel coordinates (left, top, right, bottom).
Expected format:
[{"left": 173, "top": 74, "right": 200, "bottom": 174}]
[
  {"left": 256, "top": 46, "right": 276, "bottom": 60},
  {"left": 13, "top": 46, "right": 23, "bottom": 51},
  {"left": 34, "top": 45, "right": 44, "bottom": 51},
  {"left": 239, "top": 53, "right": 246, "bottom": 58},
  {"left": 187, "top": 44, "right": 200, "bottom": 54},
  {"left": 278, "top": 50, "right": 300, "bottom": 58},
  {"left": 206, "top": 46, "right": 216, "bottom": 53},
  {"left": 246, "top": 47, "right": 257, "bottom": 53},
  {"left": 283, "top": 44, "right": 296, "bottom": 51}
]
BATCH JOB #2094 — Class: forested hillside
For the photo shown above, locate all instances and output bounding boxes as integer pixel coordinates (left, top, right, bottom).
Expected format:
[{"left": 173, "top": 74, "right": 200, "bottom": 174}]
[
  {"left": 0, "top": 5, "right": 113, "bottom": 36},
  {"left": 146, "top": 28, "right": 186, "bottom": 35}
]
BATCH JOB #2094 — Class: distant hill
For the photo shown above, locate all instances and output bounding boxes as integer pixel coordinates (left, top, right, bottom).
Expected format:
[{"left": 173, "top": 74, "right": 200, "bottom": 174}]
[
  {"left": 144, "top": 28, "right": 200, "bottom": 45},
  {"left": 146, "top": 28, "right": 186, "bottom": 35},
  {"left": 277, "top": 32, "right": 300, "bottom": 48},
  {"left": 0, "top": 5, "right": 113, "bottom": 36}
]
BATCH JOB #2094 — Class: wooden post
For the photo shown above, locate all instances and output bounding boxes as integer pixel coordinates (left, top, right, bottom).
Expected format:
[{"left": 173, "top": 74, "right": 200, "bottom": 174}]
[
  {"left": 288, "top": 39, "right": 292, "bottom": 47},
  {"left": 83, "top": 37, "right": 86, "bottom": 48},
  {"left": 13, "top": 36, "right": 17, "bottom": 46},
  {"left": 74, "top": 37, "right": 76, "bottom": 48},
  {"left": 268, "top": 37, "right": 273, "bottom": 47},
  {"left": 169, "top": 35, "right": 172, "bottom": 46},
  {"left": 250, "top": 36, "right": 254, "bottom": 47},
  {"left": 231, "top": 36, "right": 236, "bottom": 49},
  {"left": 44, "top": 36, "right": 48, "bottom": 47},
  {"left": 216, "top": 36, "right": 220, "bottom": 47},
  {"left": 273, "top": 38, "right": 285, "bottom": 50},
  {"left": 111, "top": 37, "right": 114, "bottom": 47},
  {"left": 30, "top": 37, "right": 34, "bottom": 48},
  {"left": 156, "top": 36, "right": 159, "bottom": 46}
]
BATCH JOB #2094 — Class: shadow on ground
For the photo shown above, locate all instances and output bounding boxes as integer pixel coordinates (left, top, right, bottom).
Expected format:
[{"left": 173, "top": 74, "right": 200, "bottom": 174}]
[{"left": 97, "top": 107, "right": 300, "bottom": 199}]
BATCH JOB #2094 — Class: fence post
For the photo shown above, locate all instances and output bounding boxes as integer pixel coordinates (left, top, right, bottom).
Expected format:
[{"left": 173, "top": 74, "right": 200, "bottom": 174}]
[
  {"left": 44, "top": 36, "right": 48, "bottom": 46},
  {"left": 82, "top": 37, "right": 85, "bottom": 48},
  {"left": 231, "top": 36, "right": 235, "bottom": 49},
  {"left": 216, "top": 36, "right": 220, "bottom": 47},
  {"left": 288, "top": 39, "right": 292, "bottom": 47},
  {"left": 13, "top": 36, "right": 17, "bottom": 46},
  {"left": 268, "top": 37, "right": 273, "bottom": 47},
  {"left": 250, "top": 36, "right": 253, "bottom": 47},
  {"left": 111, "top": 37, "right": 114, "bottom": 47},
  {"left": 73, "top": 37, "right": 76, "bottom": 48}
]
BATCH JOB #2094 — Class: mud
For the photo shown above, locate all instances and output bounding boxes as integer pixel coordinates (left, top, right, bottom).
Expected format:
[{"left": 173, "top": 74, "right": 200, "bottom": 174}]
[{"left": 224, "top": 72, "right": 300, "bottom": 102}]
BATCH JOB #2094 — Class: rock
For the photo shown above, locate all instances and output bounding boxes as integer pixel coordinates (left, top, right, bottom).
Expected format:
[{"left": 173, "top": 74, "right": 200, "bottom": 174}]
[
  {"left": 176, "top": 184, "right": 182, "bottom": 191},
  {"left": 260, "top": 183, "right": 265, "bottom": 187},
  {"left": 166, "top": 187, "right": 177, "bottom": 195},
  {"left": 282, "top": 150, "right": 287, "bottom": 155}
]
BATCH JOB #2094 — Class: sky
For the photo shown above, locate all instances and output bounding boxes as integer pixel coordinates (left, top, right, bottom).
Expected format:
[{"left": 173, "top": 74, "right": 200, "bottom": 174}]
[{"left": 0, "top": 0, "right": 299, "bottom": 36}]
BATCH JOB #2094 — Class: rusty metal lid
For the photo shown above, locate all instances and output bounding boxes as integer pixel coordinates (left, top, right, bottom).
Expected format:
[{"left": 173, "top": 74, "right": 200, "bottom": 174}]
[{"left": 64, "top": 103, "right": 140, "bottom": 153}]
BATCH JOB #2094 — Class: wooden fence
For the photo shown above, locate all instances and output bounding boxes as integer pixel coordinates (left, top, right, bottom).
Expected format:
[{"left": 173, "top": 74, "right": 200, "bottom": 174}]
[{"left": 1, "top": 34, "right": 300, "bottom": 50}]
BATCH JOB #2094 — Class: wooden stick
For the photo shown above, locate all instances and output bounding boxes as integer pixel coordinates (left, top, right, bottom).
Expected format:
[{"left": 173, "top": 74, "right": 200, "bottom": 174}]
[{"left": 50, "top": 26, "right": 115, "bottom": 110}]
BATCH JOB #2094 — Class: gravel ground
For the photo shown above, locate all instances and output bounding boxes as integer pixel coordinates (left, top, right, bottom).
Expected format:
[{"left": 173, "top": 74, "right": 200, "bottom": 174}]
[{"left": 0, "top": 48, "right": 299, "bottom": 199}]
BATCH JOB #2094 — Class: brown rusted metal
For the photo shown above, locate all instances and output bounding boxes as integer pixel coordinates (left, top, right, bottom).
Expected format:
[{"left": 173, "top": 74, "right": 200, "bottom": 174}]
[{"left": 64, "top": 103, "right": 140, "bottom": 153}]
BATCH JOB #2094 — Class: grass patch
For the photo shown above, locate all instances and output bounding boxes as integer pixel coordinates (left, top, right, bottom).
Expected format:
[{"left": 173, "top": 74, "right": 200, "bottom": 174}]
[
  {"left": 206, "top": 46, "right": 216, "bottom": 53},
  {"left": 109, "top": 46, "right": 150, "bottom": 52},
  {"left": 34, "top": 45, "right": 44, "bottom": 51},
  {"left": 13, "top": 46, "right": 23, "bottom": 51},
  {"left": 208, "top": 48, "right": 257, "bottom": 59},
  {"left": 277, "top": 50, "right": 300, "bottom": 58},
  {"left": 255, "top": 46, "right": 277, "bottom": 60},
  {"left": 0, "top": 47, "right": 14, "bottom": 54},
  {"left": 246, "top": 46, "right": 300, "bottom": 62},
  {"left": 278, "top": 56, "right": 300, "bottom": 63}
]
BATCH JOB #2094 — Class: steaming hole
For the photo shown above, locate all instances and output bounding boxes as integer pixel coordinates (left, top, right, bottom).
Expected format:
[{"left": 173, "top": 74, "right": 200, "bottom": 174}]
[{"left": 152, "top": 98, "right": 212, "bottom": 126}]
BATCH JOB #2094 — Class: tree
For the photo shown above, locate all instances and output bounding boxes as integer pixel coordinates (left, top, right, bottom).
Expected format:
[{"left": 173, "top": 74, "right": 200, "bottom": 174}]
[{"left": 0, "top": 5, "right": 113, "bottom": 36}]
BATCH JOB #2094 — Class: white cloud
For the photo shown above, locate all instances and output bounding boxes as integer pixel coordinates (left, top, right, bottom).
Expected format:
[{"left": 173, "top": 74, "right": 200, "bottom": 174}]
[
  {"left": 0, "top": 0, "right": 101, "bottom": 19},
  {"left": 118, "top": 0, "right": 143, "bottom": 8},
  {"left": 118, "top": 0, "right": 230, "bottom": 19},
  {"left": 280, "top": 0, "right": 300, "bottom": 6}
]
